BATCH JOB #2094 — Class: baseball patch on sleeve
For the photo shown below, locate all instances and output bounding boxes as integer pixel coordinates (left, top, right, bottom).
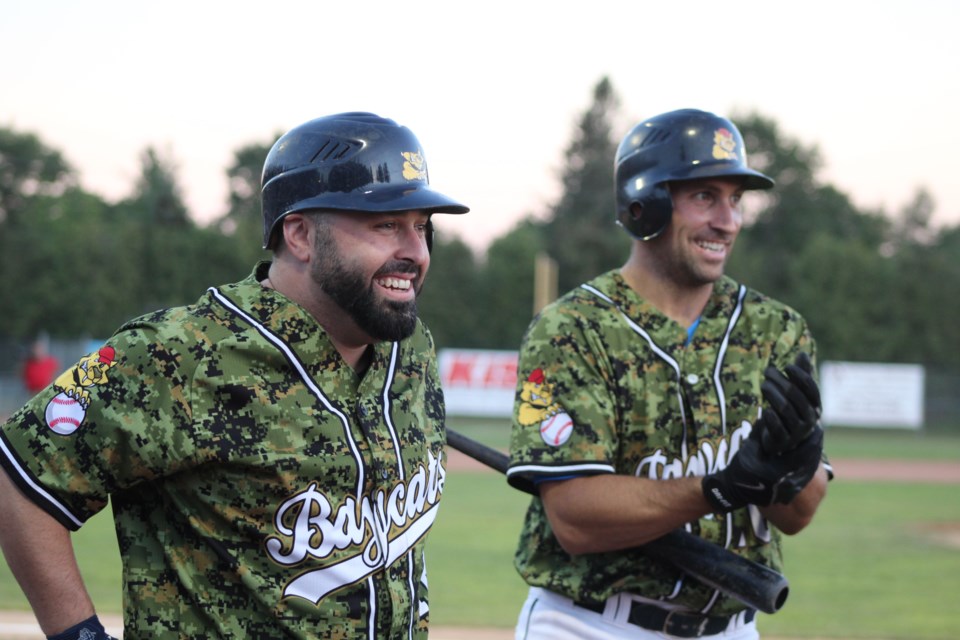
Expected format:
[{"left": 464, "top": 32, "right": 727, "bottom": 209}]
[
  {"left": 518, "top": 368, "right": 575, "bottom": 447},
  {"left": 43, "top": 346, "right": 117, "bottom": 436}
]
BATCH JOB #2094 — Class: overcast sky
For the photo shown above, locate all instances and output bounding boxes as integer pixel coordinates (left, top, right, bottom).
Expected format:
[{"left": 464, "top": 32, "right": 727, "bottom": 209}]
[{"left": 3, "top": 0, "right": 957, "bottom": 250}]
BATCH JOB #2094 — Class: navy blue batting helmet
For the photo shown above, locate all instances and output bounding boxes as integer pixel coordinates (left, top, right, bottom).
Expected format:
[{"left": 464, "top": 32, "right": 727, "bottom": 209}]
[
  {"left": 261, "top": 112, "right": 469, "bottom": 249},
  {"left": 615, "top": 109, "right": 774, "bottom": 240}
]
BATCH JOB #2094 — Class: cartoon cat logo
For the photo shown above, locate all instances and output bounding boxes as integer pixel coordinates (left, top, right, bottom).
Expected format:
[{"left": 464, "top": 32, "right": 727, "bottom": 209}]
[
  {"left": 518, "top": 368, "right": 574, "bottom": 447},
  {"left": 401, "top": 150, "right": 427, "bottom": 181},
  {"left": 44, "top": 346, "right": 117, "bottom": 435},
  {"left": 712, "top": 127, "right": 739, "bottom": 161}
]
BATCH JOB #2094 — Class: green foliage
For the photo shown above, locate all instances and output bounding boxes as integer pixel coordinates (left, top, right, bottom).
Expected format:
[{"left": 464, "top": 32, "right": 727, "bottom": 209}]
[
  {"left": 221, "top": 138, "right": 275, "bottom": 229},
  {"left": 0, "top": 131, "right": 267, "bottom": 341},
  {"left": 478, "top": 218, "right": 547, "bottom": 347},
  {"left": 728, "top": 111, "right": 890, "bottom": 296},
  {"left": 120, "top": 146, "right": 190, "bottom": 226},
  {"left": 0, "top": 126, "right": 75, "bottom": 224},
  {"left": 543, "top": 76, "right": 630, "bottom": 293},
  {"left": 727, "top": 113, "right": 960, "bottom": 368},
  {"left": 0, "top": 189, "right": 135, "bottom": 337},
  {"left": 1, "top": 78, "right": 960, "bottom": 369},
  {"left": 419, "top": 234, "right": 485, "bottom": 349}
]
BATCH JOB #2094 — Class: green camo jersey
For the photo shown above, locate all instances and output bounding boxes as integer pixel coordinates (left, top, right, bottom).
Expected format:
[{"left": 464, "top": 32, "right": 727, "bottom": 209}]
[
  {"left": 0, "top": 262, "right": 446, "bottom": 639},
  {"left": 507, "top": 270, "right": 831, "bottom": 616}
]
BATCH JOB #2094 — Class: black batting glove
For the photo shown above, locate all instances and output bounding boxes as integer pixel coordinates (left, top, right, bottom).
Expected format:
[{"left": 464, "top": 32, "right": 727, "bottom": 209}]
[
  {"left": 702, "top": 418, "right": 824, "bottom": 513},
  {"left": 758, "top": 352, "right": 822, "bottom": 456},
  {"left": 765, "top": 425, "right": 825, "bottom": 503},
  {"left": 46, "top": 615, "right": 118, "bottom": 640}
]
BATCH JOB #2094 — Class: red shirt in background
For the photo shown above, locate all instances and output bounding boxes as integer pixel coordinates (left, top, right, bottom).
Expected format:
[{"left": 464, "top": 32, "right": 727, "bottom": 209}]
[{"left": 22, "top": 355, "right": 60, "bottom": 394}]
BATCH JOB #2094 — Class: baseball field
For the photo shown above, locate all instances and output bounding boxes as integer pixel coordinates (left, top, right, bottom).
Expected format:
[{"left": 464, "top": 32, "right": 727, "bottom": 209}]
[{"left": 2, "top": 420, "right": 958, "bottom": 639}]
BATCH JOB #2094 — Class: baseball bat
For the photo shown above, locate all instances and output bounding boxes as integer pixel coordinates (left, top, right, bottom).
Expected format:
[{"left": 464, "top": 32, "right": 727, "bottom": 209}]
[{"left": 446, "top": 428, "right": 789, "bottom": 614}]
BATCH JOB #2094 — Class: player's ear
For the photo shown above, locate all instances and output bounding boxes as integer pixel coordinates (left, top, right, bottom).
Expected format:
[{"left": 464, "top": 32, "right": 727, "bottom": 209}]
[{"left": 280, "top": 213, "right": 313, "bottom": 262}]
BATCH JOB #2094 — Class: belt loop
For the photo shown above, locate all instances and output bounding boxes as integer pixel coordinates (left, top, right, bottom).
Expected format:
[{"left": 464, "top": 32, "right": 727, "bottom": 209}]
[{"left": 602, "top": 593, "right": 627, "bottom": 625}]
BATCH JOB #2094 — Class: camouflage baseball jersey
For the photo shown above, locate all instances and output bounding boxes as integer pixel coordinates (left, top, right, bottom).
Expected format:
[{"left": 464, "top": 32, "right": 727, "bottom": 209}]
[
  {"left": 0, "top": 261, "right": 446, "bottom": 639},
  {"left": 507, "top": 270, "right": 830, "bottom": 616}
]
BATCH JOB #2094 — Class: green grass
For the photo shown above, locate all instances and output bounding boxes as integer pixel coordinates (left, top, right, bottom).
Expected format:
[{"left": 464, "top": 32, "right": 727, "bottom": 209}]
[
  {"left": 428, "top": 470, "right": 531, "bottom": 626},
  {"left": 448, "top": 415, "right": 960, "bottom": 462},
  {"left": 759, "top": 481, "right": 960, "bottom": 639},
  {"left": 2, "top": 426, "right": 959, "bottom": 639},
  {"left": 822, "top": 427, "right": 960, "bottom": 460},
  {"left": 446, "top": 416, "right": 513, "bottom": 450},
  {"left": 0, "top": 508, "right": 124, "bottom": 613}
]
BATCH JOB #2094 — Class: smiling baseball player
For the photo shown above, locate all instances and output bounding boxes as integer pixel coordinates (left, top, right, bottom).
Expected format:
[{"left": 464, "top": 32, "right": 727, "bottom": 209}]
[
  {"left": 0, "top": 113, "right": 468, "bottom": 640},
  {"left": 507, "top": 109, "right": 832, "bottom": 639}
]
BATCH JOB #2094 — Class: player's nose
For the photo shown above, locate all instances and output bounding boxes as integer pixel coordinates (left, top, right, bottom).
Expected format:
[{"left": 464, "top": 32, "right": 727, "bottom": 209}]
[{"left": 395, "top": 220, "right": 430, "bottom": 264}]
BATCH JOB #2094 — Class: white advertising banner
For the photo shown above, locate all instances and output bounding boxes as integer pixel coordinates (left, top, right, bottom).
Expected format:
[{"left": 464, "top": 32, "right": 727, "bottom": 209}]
[
  {"left": 438, "top": 349, "right": 518, "bottom": 417},
  {"left": 820, "top": 361, "right": 925, "bottom": 429}
]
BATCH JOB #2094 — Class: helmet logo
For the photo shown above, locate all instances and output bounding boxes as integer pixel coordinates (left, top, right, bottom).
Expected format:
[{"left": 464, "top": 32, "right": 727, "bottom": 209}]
[
  {"left": 401, "top": 150, "right": 427, "bottom": 181},
  {"left": 712, "top": 127, "right": 740, "bottom": 160}
]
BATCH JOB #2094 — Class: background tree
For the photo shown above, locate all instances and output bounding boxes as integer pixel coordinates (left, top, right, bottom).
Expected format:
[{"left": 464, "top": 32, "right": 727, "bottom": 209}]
[
  {"left": 216, "top": 138, "right": 277, "bottom": 269},
  {"left": 477, "top": 218, "right": 548, "bottom": 349},
  {"left": 728, "top": 112, "right": 889, "bottom": 297},
  {"left": 542, "top": 76, "right": 629, "bottom": 293},
  {"left": 418, "top": 234, "right": 484, "bottom": 349},
  {"left": 0, "top": 127, "right": 75, "bottom": 226},
  {"left": 113, "top": 146, "right": 198, "bottom": 314},
  {"left": 0, "top": 188, "right": 122, "bottom": 338},
  {"left": 1, "top": 92, "right": 958, "bottom": 372}
]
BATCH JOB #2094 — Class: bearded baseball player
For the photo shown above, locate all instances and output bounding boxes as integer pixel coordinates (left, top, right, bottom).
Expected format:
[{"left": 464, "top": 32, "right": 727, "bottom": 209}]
[
  {"left": 507, "top": 109, "right": 833, "bottom": 639},
  {"left": 0, "top": 113, "right": 468, "bottom": 639}
]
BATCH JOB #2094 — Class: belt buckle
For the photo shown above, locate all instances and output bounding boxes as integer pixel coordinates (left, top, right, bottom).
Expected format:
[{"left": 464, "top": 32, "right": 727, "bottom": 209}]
[{"left": 662, "top": 610, "right": 710, "bottom": 638}]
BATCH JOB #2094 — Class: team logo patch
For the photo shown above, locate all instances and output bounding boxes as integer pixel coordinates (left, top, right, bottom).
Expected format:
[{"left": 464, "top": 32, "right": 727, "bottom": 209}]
[
  {"left": 44, "top": 346, "right": 117, "bottom": 435},
  {"left": 401, "top": 150, "right": 427, "bottom": 181},
  {"left": 518, "top": 368, "right": 575, "bottom": 447},
  {"left": 712, "top": 127, "right": 739, "bottom": 160}
]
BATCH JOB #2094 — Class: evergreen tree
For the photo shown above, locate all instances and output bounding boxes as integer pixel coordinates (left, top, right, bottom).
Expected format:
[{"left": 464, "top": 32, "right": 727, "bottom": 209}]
[
  {"left": 543, "top": 76, "right": 629, "bottom": 293},
  {"left": 417, "top": 234, "right": 483, "bottom": 349},
  {"left": 115, "top": 146, "right": 197, "bottom": 313}
]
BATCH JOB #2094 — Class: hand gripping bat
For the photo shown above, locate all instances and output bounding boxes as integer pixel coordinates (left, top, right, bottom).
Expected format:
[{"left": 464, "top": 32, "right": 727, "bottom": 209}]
[{"left": 446, "top": 428, "right": 789, "bottom": 614}]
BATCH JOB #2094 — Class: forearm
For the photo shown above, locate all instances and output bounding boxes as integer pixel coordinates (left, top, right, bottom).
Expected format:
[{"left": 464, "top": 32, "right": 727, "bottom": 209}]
[
  {"left": 761, "top": 463, "right": 829, "bottom": 534},
  {"left": 539, "top": 474, "right": 712, "bottom": 555},
  {"left": 0, "top": 469, "right": 96, "bottom": 636}
]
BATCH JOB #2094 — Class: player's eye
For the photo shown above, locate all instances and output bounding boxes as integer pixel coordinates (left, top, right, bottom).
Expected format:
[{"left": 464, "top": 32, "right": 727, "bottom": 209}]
[{"left": 692, "top": 191, "right": 714, "bottom": 203}]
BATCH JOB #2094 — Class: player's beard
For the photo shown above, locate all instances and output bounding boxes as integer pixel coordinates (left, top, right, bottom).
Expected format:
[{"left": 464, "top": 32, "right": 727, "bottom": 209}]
[
  {"left": 649, "top": 233, "right": 732, "bottom": 290},
  {"left": 310, "top": 224, "right": 421, "bottom": 342}
]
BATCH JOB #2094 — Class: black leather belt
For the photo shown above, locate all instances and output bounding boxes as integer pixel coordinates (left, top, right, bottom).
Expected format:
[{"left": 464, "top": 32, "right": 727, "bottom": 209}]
[{"left": 575, "top": 599, "right": 755, "bottom": 638}]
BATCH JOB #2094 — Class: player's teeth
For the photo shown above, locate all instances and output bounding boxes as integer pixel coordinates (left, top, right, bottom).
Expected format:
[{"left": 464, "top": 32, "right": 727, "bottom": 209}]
[
  {"left": 377, "top": 278, "right": 410, "bottom": 290},
  {"left": 698, "top": 241, "right": 723, "bottom": 251}
]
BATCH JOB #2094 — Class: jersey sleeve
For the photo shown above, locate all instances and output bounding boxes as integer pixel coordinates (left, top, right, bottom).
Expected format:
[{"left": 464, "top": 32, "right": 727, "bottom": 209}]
[
  {"left": 0, "top": 323, "right": 197, "bottom": 530},
  {"left": 507, "top": 304, "right": 620, "bottom": 491}
]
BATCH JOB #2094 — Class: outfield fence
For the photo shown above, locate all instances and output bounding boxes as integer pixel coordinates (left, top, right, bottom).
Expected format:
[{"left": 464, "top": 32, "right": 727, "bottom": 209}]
[{"left": 1, "top": 338, "right": 959, "bottom": 434}]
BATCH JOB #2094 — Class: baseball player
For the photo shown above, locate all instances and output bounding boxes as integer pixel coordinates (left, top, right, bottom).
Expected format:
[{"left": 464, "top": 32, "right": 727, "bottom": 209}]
[
  {"left": 0, "top": 112, "right": 468, "bottom": 639},
  {"left": 507, "top": 109, "right": 832, "bottom": 639}
]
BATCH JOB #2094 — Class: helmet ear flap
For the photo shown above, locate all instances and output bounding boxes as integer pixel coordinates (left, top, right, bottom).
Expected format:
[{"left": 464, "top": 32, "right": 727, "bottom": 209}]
[
  {"left": 426, "top": 219, "right": 435, "bottom": 253},
  {"left": 616, "top": 185, "right": 673, "bottom": 241}
]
